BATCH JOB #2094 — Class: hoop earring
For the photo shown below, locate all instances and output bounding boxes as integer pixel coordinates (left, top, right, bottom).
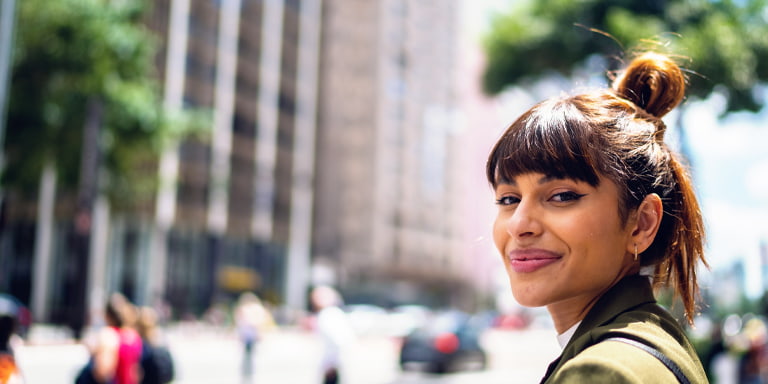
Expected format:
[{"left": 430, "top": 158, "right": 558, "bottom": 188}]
[{"left": 634, "top": 244, "right": 638, "bottom": 262}]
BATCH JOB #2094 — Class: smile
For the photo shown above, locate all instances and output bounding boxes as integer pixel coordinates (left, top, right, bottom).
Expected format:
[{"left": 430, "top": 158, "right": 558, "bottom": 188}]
[{"left": 507, "top": 249, "right": 562, "bottom": 273}]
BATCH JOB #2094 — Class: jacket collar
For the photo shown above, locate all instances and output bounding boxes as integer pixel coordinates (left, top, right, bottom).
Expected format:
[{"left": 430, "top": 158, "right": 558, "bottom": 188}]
[
  {"left": 540, "top": 275, "right": 656, "bottom": 383},
  {"left": 570, "top": 274, "right": 655, "bottom": 344}
]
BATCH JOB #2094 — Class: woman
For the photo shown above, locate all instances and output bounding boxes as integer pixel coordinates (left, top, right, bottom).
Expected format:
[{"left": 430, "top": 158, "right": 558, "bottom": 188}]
[
  {"left": 487, "top": 52, "right": 709, "bottom": 383},
  {"left": 136, "top": 307, "right": 174, "bottom": 384},
  {"left": 310, "top": 286, "right": 354, "bottom": 384},
  {"left": 234, "top": 292, "right": 273, "bottom": 380},
  {"left": 80, "top": 293, "right": 143, "bottom": 384}
]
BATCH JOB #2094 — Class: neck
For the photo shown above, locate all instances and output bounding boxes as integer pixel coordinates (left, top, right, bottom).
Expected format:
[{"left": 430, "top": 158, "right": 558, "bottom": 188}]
[
  {"left": 547, "top": 269, "right": 637, "bottom": 334},
  {"left": 547, "top": 295, "right": 599, "bottom": 334}
]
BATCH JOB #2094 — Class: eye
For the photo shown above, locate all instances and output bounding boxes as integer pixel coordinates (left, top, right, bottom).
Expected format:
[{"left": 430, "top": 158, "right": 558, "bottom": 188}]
[
  {"left": 495, "top": 196, "right": 520, "bottom": 206},
  {"left": 550, "top": 191, "right": 586, "bottom": 203}
]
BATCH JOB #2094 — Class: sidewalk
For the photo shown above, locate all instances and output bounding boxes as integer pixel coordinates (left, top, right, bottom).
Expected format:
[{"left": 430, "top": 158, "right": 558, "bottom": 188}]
[
  {"left": 22, "top": 324, "right": 77, "bottom": 345},
  {"left": 20, "top": 321, "right": 310, "bottom": 346}
]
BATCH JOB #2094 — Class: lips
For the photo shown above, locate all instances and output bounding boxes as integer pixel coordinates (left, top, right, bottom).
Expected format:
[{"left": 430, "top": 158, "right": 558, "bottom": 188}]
[{"left": 507, "top": 249, "right": 562, "bottom": 273}]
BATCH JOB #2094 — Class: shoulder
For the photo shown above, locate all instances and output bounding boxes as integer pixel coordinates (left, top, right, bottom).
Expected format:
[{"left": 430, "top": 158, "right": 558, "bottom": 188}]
[
  {"left": 599, "top": 305, "right": 701, "bottom": 366},
  {"left": 553, "top": 338, "right": 678, "bottom": 383},
  {"left": 121, "top": 327, "right": 142, "bottom": 343},
  {"left": 96, "top": 327, "right": 120, "bottom": 349},
  {"left": 565, "top": 305, "right": 708, "bottom": 383},
  {"left": 585, "top": 302, "right": 695, "bottom": 356},
  {"left": 318, "top": 306, "right": 346, "bottom": 320}
]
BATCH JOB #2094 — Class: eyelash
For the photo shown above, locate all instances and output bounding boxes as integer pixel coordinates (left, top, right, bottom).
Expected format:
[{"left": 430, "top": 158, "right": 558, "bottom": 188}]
[
  {"left": 495, "top": 192, "right": 586, "bottom": 206},
  {"left": 552, "top": 191, "right": 587, "bottom": 202},
  {"left": 495, "top": 196, "right": 519, "bottom": 206}
]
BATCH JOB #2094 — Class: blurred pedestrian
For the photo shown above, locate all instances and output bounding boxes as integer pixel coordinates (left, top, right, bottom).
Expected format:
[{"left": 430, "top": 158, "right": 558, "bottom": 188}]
[
  {"left": 234, "top": 292, "right": 274, "bottom": 381},
  {"left": 738, "top": 317, "right": 768, "bottom": 384},
  {"left": 0, "top": 296, "right": 23, "bottom": 384},
  {"left": 487, "top": 51, "right": 709, "bottom": 382},
  {"left": 310, "top": 286, "right": 354, "bottom": 384},
  {"left": 136, "top": 307, "right": 174, "bottom": 384},
  {"left": 703, "top": 320, "right": 727, "bottom": 382},
  {"left": 76, "top": 293, "right": 142, "bottom": 384}
]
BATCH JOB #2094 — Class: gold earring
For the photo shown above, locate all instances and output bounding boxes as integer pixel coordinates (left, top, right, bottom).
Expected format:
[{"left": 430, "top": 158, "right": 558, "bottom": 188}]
[{"left": 634, "top": 244, "right": 638, "bottom": 262}]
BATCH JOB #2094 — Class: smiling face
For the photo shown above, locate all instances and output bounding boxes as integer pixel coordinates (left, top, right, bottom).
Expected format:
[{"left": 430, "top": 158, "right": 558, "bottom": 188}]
[{"left": 493, "top": 172, "right": 638, "bottom": 329}]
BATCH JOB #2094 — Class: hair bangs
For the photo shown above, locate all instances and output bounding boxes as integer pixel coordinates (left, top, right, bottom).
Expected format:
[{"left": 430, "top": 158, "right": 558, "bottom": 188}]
[{"left": 488, "top": 99, "right": 603, "bottom": 187}]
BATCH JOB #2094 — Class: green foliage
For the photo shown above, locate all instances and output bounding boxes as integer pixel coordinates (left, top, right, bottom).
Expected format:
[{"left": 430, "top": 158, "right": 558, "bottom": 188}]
[
  {"left": 483, "top": 0, "right": 768, "bottom": 113},
  {"left": 4, "top": 0, "right": 208, "bottom": 210}
]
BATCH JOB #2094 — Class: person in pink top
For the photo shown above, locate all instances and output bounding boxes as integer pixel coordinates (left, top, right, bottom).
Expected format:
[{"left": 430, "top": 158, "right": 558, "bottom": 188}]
[{"left": 89, "top": 293, "right": 143, "bottom": 384}]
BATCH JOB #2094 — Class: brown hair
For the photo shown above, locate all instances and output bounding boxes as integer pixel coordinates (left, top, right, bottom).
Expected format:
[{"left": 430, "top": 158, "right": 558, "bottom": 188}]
[
  {"left": 486, "top": 52, "right": 707, "bottom": 324},
  {"left": 136, "top": 306, "right": 159, "bottom": 343},
  {"left": 105, "top": 292, "right": 137, "bottom": 328}
]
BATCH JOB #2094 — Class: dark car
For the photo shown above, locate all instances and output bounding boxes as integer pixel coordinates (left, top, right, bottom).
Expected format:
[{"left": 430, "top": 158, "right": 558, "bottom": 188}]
[{"left": 399, "top": 310, "right": 488, "bottom": 374}]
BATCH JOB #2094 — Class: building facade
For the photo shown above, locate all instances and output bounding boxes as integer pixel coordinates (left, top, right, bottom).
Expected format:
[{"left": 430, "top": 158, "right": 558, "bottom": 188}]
[
  {"left": 1, "top": 0, "right": 321, "bottom": 326},
  {"left": 140, "top": 0, "right": 322, "bottom": 316},
  {"left": 313, "top": 0, "right": 477, "bottom": 308},
  {"left": 1, "top": 0, "right": 496, "bottom": 328}
]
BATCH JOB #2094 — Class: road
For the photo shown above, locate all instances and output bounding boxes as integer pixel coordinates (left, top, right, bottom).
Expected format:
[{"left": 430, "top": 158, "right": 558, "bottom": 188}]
[{"left": 15, "top": 325, "right": 560, "bottom": 384}]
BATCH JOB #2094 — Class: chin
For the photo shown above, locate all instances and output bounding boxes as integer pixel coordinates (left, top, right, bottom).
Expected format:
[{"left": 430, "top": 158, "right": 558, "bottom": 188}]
[
  {"left": 509, "top": 286, "right": 549, "bottom": 308},
  {"left": 513, "top": 298, "right": 548, "bottom": 308}
]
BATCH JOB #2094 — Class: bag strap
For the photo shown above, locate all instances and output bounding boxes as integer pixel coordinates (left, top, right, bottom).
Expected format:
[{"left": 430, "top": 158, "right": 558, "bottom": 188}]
[{"left": 602, "top": 336, "right": 690, "bottom": 384}]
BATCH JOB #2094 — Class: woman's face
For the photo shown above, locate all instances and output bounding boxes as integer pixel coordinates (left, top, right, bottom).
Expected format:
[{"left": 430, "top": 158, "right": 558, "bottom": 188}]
[{"left": 493, "top": 172, "right": 635, "bottom": 313}]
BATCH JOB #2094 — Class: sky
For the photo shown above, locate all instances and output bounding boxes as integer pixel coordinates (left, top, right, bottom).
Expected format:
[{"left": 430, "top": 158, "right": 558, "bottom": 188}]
[{"left": 684, "top": 93, "right": 768, "bottom": 298}]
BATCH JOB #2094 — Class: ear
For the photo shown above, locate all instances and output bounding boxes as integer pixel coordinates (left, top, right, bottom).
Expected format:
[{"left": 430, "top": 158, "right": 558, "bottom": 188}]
[{"left": 629, "top": 193, "right": 663, "bottom": 254}]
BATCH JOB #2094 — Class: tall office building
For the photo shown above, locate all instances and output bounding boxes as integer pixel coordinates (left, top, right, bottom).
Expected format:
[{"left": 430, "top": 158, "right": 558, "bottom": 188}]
[
  {"left": 4, "top": 0, "right": 492, "bottom": 325},
  {"left": 142, "top": 0, "right": 322, "bottom": 314},
  {"left": 313, "top": 0, "right": 476, "bottom": 307},
  {"left": 2, "top": 0, "right": 322, "bottom": 323}
]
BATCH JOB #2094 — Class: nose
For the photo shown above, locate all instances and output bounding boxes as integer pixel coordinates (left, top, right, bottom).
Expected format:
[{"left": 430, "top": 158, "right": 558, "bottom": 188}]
[{"left": 505, "top": 199, "right": 542, "bottom": 239}]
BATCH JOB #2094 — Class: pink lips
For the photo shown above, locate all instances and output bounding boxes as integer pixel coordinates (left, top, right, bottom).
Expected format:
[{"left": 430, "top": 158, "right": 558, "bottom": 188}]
[{"left": 508, "top": 249, "right": 562, "bottom": 273}]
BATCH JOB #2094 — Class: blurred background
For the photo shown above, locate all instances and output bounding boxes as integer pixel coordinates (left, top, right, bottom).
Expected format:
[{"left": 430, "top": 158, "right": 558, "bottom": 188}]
[{"left": 1, "top": 0, "right": 768, "bottom": 383}]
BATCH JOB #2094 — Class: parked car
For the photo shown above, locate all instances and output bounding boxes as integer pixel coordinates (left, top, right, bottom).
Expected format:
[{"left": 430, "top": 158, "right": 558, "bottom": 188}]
[{"left": 399, "top": 310, "right": 488, "bottom": 374}]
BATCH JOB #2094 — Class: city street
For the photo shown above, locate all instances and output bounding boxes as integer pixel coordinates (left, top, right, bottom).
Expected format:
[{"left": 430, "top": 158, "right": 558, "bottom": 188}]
[{"left": 14, "top": 325, "right": 560, "bottom": 384}]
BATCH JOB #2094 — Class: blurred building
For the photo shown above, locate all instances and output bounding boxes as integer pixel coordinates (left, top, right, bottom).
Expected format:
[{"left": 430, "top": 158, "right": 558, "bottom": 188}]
[
  {"left": 312, "top": 0, "right": 474, "bottom": 308},
  {"left": 1, "top": 0, "right": 493, "bottom": 326},
  {"left": 139, "top": 0, "right": 320, "bottom": 316}
]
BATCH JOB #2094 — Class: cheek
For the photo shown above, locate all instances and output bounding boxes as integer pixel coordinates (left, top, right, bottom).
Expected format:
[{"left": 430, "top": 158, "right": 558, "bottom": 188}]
[
  {"left": 492, "top": 216, "right": 507, "bottom": 254},
  {"left": 568, "top": 214, "right": 626, "bottom": 260}
]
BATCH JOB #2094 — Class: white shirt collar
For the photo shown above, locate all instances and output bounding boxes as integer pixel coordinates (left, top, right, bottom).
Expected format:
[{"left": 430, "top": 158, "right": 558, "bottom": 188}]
[{"left": 556, "top": 321, "right": 581, "bottom": 349}]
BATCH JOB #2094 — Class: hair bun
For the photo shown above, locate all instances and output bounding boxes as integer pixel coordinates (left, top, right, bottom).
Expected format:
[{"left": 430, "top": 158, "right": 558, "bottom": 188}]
[{"left": 613, "top": 52, "right": 686, "bottom": 118}]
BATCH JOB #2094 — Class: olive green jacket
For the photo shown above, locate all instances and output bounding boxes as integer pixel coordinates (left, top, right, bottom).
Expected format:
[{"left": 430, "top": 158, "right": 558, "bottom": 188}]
[{"left": 540, "top": 275, "right": 708, "bottom": 383}]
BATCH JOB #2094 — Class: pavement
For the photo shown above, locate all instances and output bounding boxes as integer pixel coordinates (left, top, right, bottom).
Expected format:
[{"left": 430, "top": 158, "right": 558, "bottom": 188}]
[
  {"left": 21, "top": 324, "right": 79, "bottom": 345},
  {"left": 20, "top": 321, "right": 248, "bottom": 345},
  {"left": 14, "top": 323, "right": 562, "bottom": 384}
]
